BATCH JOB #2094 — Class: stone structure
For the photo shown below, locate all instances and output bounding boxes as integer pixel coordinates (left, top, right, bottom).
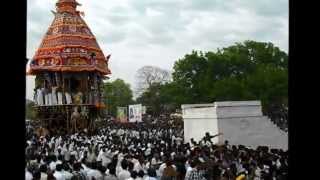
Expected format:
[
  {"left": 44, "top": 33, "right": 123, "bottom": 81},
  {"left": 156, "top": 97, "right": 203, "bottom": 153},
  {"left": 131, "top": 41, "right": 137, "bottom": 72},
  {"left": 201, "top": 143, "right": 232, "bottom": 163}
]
[
  {"left": 182, "top": 101, "right": 288, "bottom": 150},
  {"left": 182, "top": 104, "right": 219, "bottom": 144}
]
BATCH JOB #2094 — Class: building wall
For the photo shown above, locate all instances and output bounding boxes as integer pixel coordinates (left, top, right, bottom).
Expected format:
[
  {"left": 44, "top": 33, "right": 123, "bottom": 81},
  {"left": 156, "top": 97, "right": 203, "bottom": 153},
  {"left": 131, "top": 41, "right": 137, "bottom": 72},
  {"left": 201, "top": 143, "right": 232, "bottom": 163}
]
[
  {"left": 214, "top": 101, "right": 263, "bottom": 118},
  {"left": 217, "top": 116, "right": 288, "bottom": 150},
  {"left": 182, "top": 104, "right": 219, "bottom": 144},
  {"left": 182, "top": 101, "right": 288, "bottom": 150}
]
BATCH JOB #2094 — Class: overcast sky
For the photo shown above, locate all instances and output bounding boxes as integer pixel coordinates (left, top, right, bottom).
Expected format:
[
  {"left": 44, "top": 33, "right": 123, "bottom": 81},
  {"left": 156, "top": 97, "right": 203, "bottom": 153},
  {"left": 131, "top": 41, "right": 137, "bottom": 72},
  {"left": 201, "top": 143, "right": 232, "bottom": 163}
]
[{"left": 26, "top": 0, "right": 288, "bottom": 100}]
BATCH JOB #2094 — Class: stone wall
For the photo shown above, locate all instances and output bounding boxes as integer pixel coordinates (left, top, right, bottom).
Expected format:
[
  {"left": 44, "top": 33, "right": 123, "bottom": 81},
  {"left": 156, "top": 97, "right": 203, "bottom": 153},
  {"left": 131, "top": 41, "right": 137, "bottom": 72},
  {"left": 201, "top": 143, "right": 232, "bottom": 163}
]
[
  {"left": 182, "top": 101, "right": 288, "bottom": 150},
  {"left": 182, "top": 104, "right": 218, "bottom": 144}
]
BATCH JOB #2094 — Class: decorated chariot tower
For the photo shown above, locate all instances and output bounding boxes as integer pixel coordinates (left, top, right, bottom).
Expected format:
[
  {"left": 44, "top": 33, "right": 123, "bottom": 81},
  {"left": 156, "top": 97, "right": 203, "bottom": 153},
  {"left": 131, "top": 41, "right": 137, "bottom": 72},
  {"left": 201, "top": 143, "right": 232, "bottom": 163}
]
[{"left": 27, "top": 0, "right": 111, "bottom": 134}]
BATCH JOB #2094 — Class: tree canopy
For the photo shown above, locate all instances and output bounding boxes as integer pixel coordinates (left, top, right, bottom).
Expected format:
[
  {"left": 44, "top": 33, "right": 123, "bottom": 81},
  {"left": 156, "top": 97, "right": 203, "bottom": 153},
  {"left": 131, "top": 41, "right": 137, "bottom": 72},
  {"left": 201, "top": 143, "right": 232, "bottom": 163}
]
[
  {"left": 103, "top": 79, "right": 134, "bottom": 117},
  {"left": 26, "top": 100, "right": 36, "bottom": 120},
  {"left": 136, "top": 40, "right": 288, "bottom": 129}
]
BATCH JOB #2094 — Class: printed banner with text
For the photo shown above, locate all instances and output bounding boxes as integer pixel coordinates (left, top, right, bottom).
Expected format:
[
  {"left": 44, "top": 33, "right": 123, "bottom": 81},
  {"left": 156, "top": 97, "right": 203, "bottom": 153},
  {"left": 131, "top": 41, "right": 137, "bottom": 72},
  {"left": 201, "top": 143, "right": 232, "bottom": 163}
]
[{"left": 117, "top": 107, "right": 128, "bottom": 123}]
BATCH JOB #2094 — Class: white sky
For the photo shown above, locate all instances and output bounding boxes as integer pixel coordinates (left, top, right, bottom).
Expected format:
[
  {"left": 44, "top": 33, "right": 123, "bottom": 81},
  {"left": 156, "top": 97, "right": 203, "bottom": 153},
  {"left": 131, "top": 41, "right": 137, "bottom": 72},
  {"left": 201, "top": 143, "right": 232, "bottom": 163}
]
[{"left": 26, "top": 0, "right": 288, "bottom": 100}]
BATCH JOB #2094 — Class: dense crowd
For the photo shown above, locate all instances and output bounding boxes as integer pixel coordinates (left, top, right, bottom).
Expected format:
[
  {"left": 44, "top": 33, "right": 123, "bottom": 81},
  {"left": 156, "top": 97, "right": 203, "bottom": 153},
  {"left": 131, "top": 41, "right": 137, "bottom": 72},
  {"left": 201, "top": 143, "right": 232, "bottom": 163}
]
[{"left": 26, "top": 119, "right": 288, "bottom": 180}]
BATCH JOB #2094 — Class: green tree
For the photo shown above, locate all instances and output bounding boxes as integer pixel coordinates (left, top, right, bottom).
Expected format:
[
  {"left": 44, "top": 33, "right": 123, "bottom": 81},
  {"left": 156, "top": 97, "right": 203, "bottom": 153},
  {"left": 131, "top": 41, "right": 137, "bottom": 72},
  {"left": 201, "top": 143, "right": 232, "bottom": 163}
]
[
  {"left": 26, "top": 100, "right": 36, "bottom": 120},
  {"left": 135, "top": 41, "right": 288, "bottom": 128},
  {"left": 172, "top": 50, "right": 209, "bottom": 103},
  {"left": 136, "top": 83, "right": 162, "bottom": 116},
  {"left": 170, "top": 40, "right": 288, "bottom": 128},
  {"left": 244, "top": 64, "right": 288, "bottom": 114},
  {"left": 136, "top": 81, "right": 182, "bottom": 116},
  {"left": 103, "top": 79, "right": 134, "bottom": 117}
]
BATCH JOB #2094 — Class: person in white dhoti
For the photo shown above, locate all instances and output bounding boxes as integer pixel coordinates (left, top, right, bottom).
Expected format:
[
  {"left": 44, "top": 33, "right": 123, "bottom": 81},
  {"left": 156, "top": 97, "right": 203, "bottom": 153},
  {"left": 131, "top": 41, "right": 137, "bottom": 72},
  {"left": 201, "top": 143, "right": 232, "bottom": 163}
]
[
  {"left": 48, "top": 90, "right": 52, "bottom": 105},
  {"left": 33, "top": 89, "right": 38, "bottom": 105},
  {"left": 65, "top": 92, "right": 72, "bottom": 104},
  {"left": 51, "top": 86, "right": 58, "bottom": 105},
  {"left": 37, "top": 88, "right": 44, "bottom": 105},
  {"left": 44, "top": 88, "right": 49, "bottom": 105},
  {"left": 57, "top": 88, "right": 63, "bottom": 105}
]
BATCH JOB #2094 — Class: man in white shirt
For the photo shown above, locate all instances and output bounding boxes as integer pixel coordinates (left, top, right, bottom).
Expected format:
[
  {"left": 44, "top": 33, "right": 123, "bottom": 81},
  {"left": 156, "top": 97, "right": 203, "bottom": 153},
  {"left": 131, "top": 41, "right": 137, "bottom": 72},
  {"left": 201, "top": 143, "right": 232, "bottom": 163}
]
[
  {"left": 25, "top": 168, "right": 33, "bottom": 180},
  {"left": 97, "top": 149, "right": 103, "bottom": 162},
  {"left": 105, "top": 167, "right": 118, "bottom": 180},
  {"left": 158, "top": 161, "right": 167, "bottom": 178},
  {"left": 185, "top": 161, "right": 193, "bottom": 176},
  {"left": 86, "top": 162, "right": 102, "bottom": 180},
  {"left": 71, "top": 149, "right": 79, "bottom": 160},
  {"left": 81, "top": 161, "right": 90, "bottom": 176},
  {"left": 254, "top": 164, "right": 263, "bottom": 180},
  {"left": 101, "top": 148, "right": 112, "bottom": 167},
  {"left": 39, "top": 164, "right": 48, "bottom": 180},
  {"left": 62, "top": 164, "right": 73, "bottom": 180},
  {"left": 63, "top": 145, "right": 71, "bottom": 162},
  {"left": 87, "top": 149, "right": 97, "bottom": 164},
  {"left": 56, "top": 155, "right": 63, "bottom": 165},
  {"left": 132, "top": 157, "right": 143, "bottom": 172},
  {"left": 54, "top": 164, "right": 66, "bottom": 180},
  {"left": 118, "top": 160, "right": 131, "bottom": 180},
  {"left": 50, "top": 156, "right": 57, "bottom": 171}
]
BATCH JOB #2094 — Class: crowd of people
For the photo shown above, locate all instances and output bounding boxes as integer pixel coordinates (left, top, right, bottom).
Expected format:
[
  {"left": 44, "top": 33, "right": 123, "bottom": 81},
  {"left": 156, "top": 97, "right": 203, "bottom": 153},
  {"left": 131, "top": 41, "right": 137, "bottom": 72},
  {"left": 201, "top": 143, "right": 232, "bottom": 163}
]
[
  {"left": 265, "top": 104, "right": 288, "bottom": 133},
  {"left": 26, "top": 119, "right": 288, "bottom": 180}
]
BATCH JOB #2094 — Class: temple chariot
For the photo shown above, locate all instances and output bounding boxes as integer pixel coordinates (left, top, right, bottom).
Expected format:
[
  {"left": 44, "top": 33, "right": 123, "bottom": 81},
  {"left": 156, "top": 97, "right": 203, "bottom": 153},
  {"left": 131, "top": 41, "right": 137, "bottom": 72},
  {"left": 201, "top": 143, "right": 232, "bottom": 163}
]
[{"left": 27, "top": 0, "right": 111, "bottom": 135}]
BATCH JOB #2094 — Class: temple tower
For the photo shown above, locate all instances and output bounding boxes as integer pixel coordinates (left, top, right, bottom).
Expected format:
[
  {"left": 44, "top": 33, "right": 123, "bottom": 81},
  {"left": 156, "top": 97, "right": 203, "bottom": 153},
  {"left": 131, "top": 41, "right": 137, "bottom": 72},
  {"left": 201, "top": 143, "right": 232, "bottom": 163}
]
[{"left": 27, "top": 0, "right": 111, "bottom": 134}]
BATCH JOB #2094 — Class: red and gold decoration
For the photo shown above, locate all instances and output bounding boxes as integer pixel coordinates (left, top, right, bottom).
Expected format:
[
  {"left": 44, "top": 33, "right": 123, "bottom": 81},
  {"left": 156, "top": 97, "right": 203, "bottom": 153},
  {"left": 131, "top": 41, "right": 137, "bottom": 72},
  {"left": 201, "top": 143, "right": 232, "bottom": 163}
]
[
  {"left": 28, "top": 0, "right": 111, "bottom": 135},
  {"left": 28, "top": 0, "right": 111, "bottom": 75}
]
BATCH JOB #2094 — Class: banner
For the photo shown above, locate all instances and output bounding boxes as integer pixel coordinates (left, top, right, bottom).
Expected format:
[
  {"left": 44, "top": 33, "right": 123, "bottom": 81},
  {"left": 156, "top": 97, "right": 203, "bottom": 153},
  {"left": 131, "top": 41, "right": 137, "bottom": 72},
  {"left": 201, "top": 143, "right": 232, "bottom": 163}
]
[
  {"left": 128, "top": 104, "right": 142, "bottom": 123},
  {"left": 117, "top": 107, "right": 128, "bottom": 123}
]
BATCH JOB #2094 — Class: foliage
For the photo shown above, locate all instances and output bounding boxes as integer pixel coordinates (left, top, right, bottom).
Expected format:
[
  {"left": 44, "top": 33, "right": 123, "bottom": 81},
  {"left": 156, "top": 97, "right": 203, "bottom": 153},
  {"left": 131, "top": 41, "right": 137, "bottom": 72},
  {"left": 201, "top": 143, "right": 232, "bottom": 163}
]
[
  {"left": 26, "top": 100, "right": 36, "bottom": 120},
  {"left": 136, "top": 40, "right": 288, "bottom": 129},
  {"left": 103, "top": 79, "right": 134, "bottom": 117}
]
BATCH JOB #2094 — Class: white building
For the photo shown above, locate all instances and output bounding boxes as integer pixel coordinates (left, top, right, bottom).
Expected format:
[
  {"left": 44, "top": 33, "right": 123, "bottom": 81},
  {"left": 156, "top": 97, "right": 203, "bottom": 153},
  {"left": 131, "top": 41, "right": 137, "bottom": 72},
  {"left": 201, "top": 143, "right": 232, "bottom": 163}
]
[{"left": 182, "top": 101, "right": 288, "bottom": 150}]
